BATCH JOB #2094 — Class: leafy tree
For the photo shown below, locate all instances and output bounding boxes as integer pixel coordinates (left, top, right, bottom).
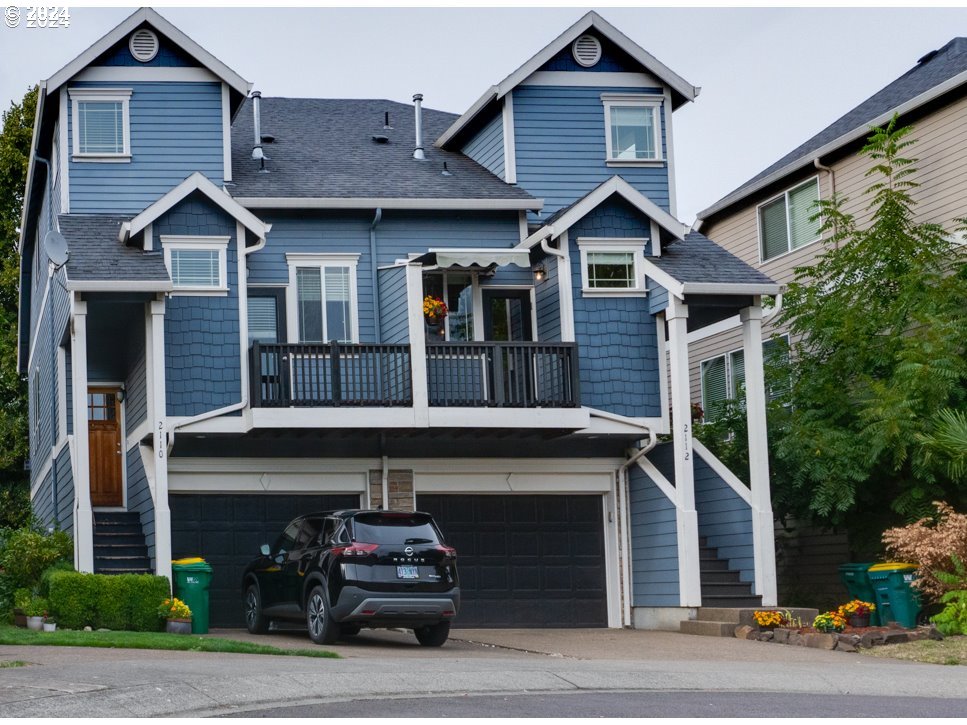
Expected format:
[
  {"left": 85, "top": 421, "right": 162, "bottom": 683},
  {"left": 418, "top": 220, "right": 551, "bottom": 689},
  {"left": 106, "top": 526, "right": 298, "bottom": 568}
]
[
  {"left": 774, "top": 116, "right": 967, "bottom": 541},
  {"left": 0, "top": 87, "right": 37, "bottom": 524}
]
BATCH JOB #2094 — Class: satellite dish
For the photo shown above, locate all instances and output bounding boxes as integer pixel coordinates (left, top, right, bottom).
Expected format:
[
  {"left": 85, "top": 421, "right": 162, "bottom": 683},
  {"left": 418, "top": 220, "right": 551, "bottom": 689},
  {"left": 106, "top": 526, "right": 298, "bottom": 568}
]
[{"left": 43, "top": 231, "right": 69, "bottom": 269}]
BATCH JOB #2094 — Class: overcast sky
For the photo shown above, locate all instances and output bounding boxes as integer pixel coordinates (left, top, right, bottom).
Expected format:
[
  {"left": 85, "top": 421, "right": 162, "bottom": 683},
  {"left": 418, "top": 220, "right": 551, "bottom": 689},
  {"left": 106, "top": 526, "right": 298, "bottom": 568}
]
[{"left": 2, "top": 6, "right": 965, "bottom": 222}]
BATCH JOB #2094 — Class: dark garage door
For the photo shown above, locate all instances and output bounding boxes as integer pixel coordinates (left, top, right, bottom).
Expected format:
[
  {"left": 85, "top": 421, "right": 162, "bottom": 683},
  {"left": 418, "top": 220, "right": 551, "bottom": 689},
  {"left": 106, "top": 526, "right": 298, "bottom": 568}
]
[
  {"left": 170, "top": 493, "right": 360, "bottom": 627},
  {"left": 417, "top": 494, "right": 608, "bottom": 628}
]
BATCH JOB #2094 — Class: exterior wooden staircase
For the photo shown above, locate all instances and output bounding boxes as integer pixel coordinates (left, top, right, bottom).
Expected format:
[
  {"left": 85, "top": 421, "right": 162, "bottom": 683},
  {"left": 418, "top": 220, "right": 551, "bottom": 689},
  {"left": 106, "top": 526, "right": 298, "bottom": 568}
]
[{"left": 93, "top": 511, "right": 152, "bottom": 574}]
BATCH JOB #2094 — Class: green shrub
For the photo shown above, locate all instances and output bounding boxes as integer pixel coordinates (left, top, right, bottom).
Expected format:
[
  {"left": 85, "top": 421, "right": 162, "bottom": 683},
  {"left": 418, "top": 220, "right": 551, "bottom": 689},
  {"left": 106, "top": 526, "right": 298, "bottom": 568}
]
[
  {"left": 23, "top": 596, "right": 47, "bottom": 617},
  {"left": 48, "top": 572, "right": 169, "bottom": 631},
  {"left": 13, "top": 588, "right": 31, "bottom": 612},
  {"left": 38, "top": 561, "right": 74, "bottom": 597},
  {"left": 0, "top": 528, "right": 73, "bottom": 590},
  {"left": 931, "top": 555, "right": 967, "bottom": 636}
]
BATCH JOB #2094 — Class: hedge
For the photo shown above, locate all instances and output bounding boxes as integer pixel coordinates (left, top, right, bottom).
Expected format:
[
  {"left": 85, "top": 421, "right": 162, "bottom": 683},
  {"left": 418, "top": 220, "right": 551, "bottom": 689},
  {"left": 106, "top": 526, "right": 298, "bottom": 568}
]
[{"left": 48, "top": 572, "right": 170, "bottom": 631}]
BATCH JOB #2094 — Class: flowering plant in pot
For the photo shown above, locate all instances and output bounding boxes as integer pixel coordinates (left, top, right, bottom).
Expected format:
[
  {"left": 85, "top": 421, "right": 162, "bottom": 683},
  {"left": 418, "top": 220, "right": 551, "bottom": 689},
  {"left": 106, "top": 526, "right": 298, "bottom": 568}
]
[
  {"left": 422, "top": 295, "right": 448, "bottom": 323},
  {"left": 813, "top": 611, "right": 847, "bottom": 633},
  {"left": 752, "top": 610, "right": 785, "bottom": 629},
  {"left": 838, "top": 599, "right": 876, "bottom": 628},
  {"left": 158, "top": 597, "right": 192, "bottom": 634}
]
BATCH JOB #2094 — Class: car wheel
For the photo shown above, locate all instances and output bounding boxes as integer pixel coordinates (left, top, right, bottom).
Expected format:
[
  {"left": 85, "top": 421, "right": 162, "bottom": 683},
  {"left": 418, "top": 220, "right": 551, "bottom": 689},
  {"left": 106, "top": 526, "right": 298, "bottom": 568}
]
[
  {"left": 306, "top": 585, "right": 339, "bottom": 645},
  {"left": 414, "top": 621, "right": 450, "bottom": 647},
  {"left": 340, "top": 623, "right": 362, "bottom": 637},
  {"left": 244, "top": 584, "right": 269, "bottom": 634}
]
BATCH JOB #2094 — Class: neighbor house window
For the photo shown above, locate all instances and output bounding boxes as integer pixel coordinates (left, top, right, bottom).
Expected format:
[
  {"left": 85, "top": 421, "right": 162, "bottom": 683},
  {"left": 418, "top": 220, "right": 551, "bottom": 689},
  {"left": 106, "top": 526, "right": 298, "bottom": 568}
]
[
  {"left": 285, "top": 253, "right": 359, "bottom": 344},
  {"left": 577, "top": 238, "right": 647, "bottom": 295},
  {"left": 602, "top": 94, "right": 663, "bottom": 163},
  {"left": 700, "top": 335, "right": 790, "bottom": 421},
  {"left": 758, "top": 178, "right": 821, "bottom": 261},
  {"left": 161, "top": 236, "right": 230, "bottom": 294},
  {"left": 69, "top": 88, "right": 132, "bottom": 160}
]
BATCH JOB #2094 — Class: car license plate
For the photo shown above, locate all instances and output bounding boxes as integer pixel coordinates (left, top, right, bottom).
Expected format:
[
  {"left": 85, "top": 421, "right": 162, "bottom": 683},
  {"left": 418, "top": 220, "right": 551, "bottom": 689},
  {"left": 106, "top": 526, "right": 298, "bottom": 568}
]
[{"left": 397, "top": 565, "right": 419, "bottom": 579}]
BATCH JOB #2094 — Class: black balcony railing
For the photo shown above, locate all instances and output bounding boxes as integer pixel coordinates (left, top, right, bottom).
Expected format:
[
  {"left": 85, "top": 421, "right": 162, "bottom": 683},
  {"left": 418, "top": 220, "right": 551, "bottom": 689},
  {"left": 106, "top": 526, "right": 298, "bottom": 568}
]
[
  {"left": 251, "top": 342, "right": 413, "bottom": 407},
  {"left": 426, "top": 342, "right": 580, "bottom": 408}
]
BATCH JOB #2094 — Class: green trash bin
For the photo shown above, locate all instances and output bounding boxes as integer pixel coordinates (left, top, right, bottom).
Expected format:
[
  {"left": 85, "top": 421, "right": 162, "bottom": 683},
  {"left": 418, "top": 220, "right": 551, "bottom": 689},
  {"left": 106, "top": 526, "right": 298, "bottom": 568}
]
[
  {"left": 868, "top": 562, "right": 920, "bottom": 629},
  {"left": 838, "top": 562, "right": 880, "bottom": 625},
  {"left": 171, "top": 557, "right": 213, "bottom": 634}
]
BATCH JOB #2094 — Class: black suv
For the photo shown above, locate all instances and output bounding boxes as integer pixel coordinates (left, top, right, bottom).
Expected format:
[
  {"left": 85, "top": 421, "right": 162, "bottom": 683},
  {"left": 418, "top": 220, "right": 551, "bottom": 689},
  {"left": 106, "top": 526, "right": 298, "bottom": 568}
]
[{"left": 241, "top": 510, "right": 460, "bottom": 646}]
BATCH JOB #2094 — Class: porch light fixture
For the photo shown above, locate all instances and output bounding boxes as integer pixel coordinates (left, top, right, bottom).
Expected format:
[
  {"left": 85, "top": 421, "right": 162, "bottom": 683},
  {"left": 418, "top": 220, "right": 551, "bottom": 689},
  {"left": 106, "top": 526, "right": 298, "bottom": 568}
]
[{"left": 533, "top": 264, "right": 546, "bottom": 282}]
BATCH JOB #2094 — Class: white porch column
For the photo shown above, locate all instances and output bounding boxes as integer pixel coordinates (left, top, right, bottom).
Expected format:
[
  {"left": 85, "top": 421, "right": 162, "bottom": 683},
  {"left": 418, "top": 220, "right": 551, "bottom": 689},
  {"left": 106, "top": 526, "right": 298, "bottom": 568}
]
[
  {"left": 665, "top": 297, "right": 702, "bottom": 607},
  {"left": 741, "top": 302, "right": 778, "bottom": 605},
  {"left": 405, "top": 264, "right": 429, "bottom": 426},
  {"left": 70, "top": 295, "right": 94, "bottom": 572},
  {"left": 150, "top": 298, "right": 172, "bottom": 584}
]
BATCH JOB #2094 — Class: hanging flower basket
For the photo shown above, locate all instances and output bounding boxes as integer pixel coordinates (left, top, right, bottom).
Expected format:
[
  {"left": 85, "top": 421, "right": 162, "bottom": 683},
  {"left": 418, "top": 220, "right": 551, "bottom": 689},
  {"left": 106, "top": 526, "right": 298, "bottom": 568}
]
[{"left": 423, "top": 295, "right": 448, "bottom": 324}]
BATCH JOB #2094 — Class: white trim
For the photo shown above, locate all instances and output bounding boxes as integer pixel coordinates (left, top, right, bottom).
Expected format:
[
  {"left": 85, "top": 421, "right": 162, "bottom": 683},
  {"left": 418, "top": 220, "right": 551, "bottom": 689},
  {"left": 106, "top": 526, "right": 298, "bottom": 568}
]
[
  {"left": 149, "top": 298, "right": 171, "bottom": 582},
  {"left": 58, "top": 87, "right": 69, "bottom": 213},
  {"left": 406, "top": 264, "right": 430, "bottom": 425},
  {"left": 121, "top": 171, "right": 270, "bottom": 242},
  {"left": 634, "top": 456, "right": 676, "bottom": 504},
  {"left": 70, "top": 296, "right": 93, "bottom": 572},
  {"left": 56, "top": 347, "right": 68, "bottom": 449},
  {"left": 45, "top": 7, "right": 251, "bottom": 97},
  {"left": 237, "top": 197, "right": 541, "bottom": 211},
  {"left": 571, "top": 34, "right": 602, "bottom": 67},
  {"left": 161, "top": 235, "right": 230, "bottom": 294},
  {"left": 501, "top": 91, "right": 517, "bottom": 184},
  {"left": 517, "top": 211, "right": 528, "bottom": 243},
  {"left": 692, "top": 440, "right": 752, "bottom": 506},
  {"left": 434, "top": 11, "right": 698, "bottom": 149},
  {"left": 69, "top": 88, "right": 132, "bottom": 162},
  {"left": 650, "top": 220, "right": 661, "bottom": 257},
  {"left": 520, "top": 177, "right": 685, "bottom": 250},
  {"left": 143, "top": 222, "right": 153, "bottom": 252},
  {"left": 756, "top": 176, "right": 821, "bottom": 264},
  {"left": 682, "top": 282, "right": 781, "bottom": 296},
  {"left": 577, "top": 237, "right": 648, "bottom": 296},
  {"left": 73, "top": 67, "right": 219, "bottom": 84},
  {"left": 656, "top": 314, "right": 670, "bottom": 433},
  {"left": 125, "top": 419, "right": 151, "bottom": 450},
  {"left": 51, "top": 122, "right": 59, "bottom": 187},
  {"left": 128, "top": 27, "right": 159, "bottom": 62},
  {"left": 602, "top": 93, "right": 664, "bottom": 164},
  {"left": 221, "top": 83, "right": 232, "bottom": 183},
  {"left": 557, "top": 231, "right": 576, "bottom": 342},
  {"left": 663, "top": 87, "right": 678, "bottom": 219},
  {"left": 66, "top": 280, "right": 173, "bottom": 292},
  {"left": 236, "top": 221, "right": 250, "bottom": 420},
  {"left": 285, "top": 253, "right": 361, "bottom": 344},
  {"left": 427, "top": 407, "right": 589, "bottom": 429},
  {"left": 520, "top": 71, "right": 660, "bottom": 88}
]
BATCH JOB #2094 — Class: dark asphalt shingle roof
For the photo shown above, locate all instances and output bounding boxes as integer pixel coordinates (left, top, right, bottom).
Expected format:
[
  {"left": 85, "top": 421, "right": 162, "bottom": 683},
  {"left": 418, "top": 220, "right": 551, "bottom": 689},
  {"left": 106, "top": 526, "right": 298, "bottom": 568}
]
[
  {"left": 700, "top": 37, "right": 967, "bottom": 220},
  {"left": 229, "top": 98, "right": 537, "bottom": 202},
  {"left": 653, "top": 232, "right": 776, "bottom": 287},
  {"left": 60, "top": 215, "right": 170, "bottom": 282}
]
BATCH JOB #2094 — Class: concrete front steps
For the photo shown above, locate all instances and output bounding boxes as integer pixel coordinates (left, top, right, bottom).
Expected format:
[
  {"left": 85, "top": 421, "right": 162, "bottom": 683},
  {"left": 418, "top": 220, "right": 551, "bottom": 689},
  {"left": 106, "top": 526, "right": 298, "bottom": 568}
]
[{"left": 681, "top": 607, "right": 820, "bottom": 637}]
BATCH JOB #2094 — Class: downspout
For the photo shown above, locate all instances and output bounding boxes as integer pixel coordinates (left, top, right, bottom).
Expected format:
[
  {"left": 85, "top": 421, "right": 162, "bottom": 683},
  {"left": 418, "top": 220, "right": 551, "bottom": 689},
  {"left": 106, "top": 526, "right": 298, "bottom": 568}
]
[
  {"left": 539, "top": 236, "right": 564, "bottom": 261},
  {"left": 371, "top": 208, "right": 383, "bottom": 343},
  {"left": 813, "top": 157, "right": 837, "bottom": 249},
  {"left": 617, "top": 428, "right": 658, "bottom": 627}
]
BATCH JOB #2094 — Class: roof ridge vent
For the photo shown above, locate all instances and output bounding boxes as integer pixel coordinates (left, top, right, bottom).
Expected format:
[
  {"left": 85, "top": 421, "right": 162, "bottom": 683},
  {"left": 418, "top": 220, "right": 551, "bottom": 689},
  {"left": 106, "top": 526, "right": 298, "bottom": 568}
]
[
  {"left": 572, "top": 34, "right": 602, "bottom": 68},
  {"left": 129, "top": 28, "right": 159, "bottom": 63}
]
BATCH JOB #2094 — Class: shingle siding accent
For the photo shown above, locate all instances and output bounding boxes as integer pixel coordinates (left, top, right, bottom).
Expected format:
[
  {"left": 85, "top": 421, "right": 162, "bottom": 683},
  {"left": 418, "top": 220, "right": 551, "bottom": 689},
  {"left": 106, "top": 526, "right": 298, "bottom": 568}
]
[
  {"left": 93, "top": 30, "right": 198, "bottom": 67},
  {"left": 68, "top": 81, "right": 224, "bottom": 214},
  {"left": 694, "top": 453, "right": 754, "bottom": 584},
  {"left": 461, "top": 112, "right": 505, "bottom": 180},
  {"left": 629, "top": 461, "right": 680, "bottom": 607},
  {"left": 513, "top": 85, "right": 669, "bottom": 220},
  {"left": 126, "top": 444, "right": 155, "bottom": 566},
  {"left": 539, "top": 33, "right": 638, "bottom": 73},
  {"left": 569, "top": 197, "right": 660, "bottom": 417},
  {"left": 648, "top": 283, "right": 668, "bottom": 314},
  {"left": 158, "top": 195, "right": 241, "bottom": 416},
  {"left": 378, "top": 266, "right": 409, "bottom": 344}
]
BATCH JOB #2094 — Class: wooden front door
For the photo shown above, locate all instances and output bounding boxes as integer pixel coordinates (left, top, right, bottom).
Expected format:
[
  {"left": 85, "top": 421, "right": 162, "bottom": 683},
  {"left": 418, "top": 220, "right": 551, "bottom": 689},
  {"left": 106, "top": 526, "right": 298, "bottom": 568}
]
[{"left": 88, "top": 388, "right": 123, "bottom": 507}]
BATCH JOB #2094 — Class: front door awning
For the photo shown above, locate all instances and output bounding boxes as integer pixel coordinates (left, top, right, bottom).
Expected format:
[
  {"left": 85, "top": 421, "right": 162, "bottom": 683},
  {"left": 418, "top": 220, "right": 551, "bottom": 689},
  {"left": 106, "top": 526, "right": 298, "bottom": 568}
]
[{"left": 415, "top": 248, "right": 531, "bottom": 270}]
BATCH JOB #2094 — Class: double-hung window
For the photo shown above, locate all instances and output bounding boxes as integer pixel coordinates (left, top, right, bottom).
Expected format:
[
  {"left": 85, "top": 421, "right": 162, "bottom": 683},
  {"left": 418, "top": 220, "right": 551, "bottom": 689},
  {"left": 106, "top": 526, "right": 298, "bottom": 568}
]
[
  {"left": 69, "top": 88, "right": 132, "bottom": 161},
  {"left": 286, "top": 254, "right": 359, "bottom": 344},
  {"left": 162, "top": 236, "right": 230, "bottom": 294},
  {"left": 577, "top": 238, "right": 647, "bottom": 296},
  {"left": 758, "top": 178, "right": 821, "bottom": 261},
  {"left": 602, "top": 94, "right": 663, "bottom": 164}
]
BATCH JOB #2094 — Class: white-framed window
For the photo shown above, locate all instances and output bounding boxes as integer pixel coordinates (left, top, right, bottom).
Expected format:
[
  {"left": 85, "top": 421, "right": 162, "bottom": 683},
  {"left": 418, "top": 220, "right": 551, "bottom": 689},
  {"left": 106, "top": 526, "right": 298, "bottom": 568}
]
[
  {"left": 601, "top": 93, "right": 663, "bottom": 164},
  {"left": 577, "top": 237, "right": 647, "bottom": 296},
  {"left": 758, "top": 177, "right": 821, "bottom": 262},
  {"left": 68, "top": 88, "right": 132, "bottom": 161},
  {"left": 700, "top": 335, "right": 790, "bottom": 421},
  {"left": 285, "top": 253, "right": 360, "bottom": 344},
  {"left": 161, "top": 235, "right": 230, "bottom": 295}
]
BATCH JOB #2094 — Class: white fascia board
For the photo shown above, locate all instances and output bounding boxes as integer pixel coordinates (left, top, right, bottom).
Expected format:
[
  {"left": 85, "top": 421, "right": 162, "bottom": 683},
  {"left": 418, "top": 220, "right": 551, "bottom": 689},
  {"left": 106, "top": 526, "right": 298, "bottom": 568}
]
[
  {"left": 426, "top": 407, "right": 590, "bottom": 429},
  {"left": 520, "top": 71, "right": 660, "bottom": 88},
  {"left": 17, "top": 82, "right": 46, "bottom": 255},
  {"left": 682, "top": 282, "right": 781, "bottom": 296},
  {"left": 123, "top": 172, "right": 270, "bottom": 241},
  {"left": 696, "top": 67, "right": 967, "bottom": 222},
  {"left": 66, "top": 280, "right": 174, "bottom": 292},
  {"left": 640, "top": 258, "right": 685, "bottom": 299},
  {"left": 434, "top": 87, "right": 498, "bottom": 149},
  {"left": 45, "top": 7, "right": 251, "bottom": 97},
  {"left": 71, "top": 67, "right": 220, "bottom": 83},
  {"left": 236, "top": 197, "right": 542, "bottom": 211}
]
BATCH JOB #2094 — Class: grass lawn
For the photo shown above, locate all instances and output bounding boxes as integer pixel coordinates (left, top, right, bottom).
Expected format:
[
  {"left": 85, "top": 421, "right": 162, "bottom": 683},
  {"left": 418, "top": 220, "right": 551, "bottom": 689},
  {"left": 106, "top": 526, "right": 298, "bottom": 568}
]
[
  {"left": 0, "top": 660, "right": 28, "bottom": 668},
  {"left": 0, "top": 625, "right": 338, "bottom": 659},
  {"left": 861, "top": 636, "right": 967, "bottom": 666}
]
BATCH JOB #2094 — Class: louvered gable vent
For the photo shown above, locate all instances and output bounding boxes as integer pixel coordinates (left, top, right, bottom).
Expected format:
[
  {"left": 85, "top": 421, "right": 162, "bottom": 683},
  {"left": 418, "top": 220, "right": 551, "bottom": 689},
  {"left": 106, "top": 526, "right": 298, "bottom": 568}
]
[
  {"left": 129, "top": 28, "right": 159, "bottom": 63},
  {"left": 572, "top": 34, "right": 602, "bottom": 68}
]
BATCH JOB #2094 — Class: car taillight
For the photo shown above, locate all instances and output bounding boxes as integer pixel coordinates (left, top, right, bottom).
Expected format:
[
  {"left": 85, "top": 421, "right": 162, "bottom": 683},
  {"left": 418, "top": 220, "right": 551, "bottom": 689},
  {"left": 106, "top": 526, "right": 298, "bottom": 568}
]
[
  {"left": 436, "top": 545, "right": 457, "bottom": 558},
  {"left": 332, "top": 542, "right": 379, "bottom": 558}
]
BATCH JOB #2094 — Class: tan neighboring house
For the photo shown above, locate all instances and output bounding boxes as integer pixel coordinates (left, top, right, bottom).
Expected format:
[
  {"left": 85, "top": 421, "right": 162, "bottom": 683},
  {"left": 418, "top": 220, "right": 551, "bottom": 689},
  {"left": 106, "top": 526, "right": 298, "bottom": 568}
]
[{"left": 689, "top": 37, "right": 967, "bottom": 605}]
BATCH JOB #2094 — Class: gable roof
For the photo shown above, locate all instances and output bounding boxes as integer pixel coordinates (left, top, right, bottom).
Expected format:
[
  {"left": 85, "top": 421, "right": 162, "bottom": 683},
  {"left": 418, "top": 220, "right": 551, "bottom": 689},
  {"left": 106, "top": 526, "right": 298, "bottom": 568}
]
[
  {"left": 698, "top": 37, "right": 967, "bottom": 223},
  {"left": 519, "top": 176, "right": 685, "bottom": 249},
  {"left": 44, "top": 7, "right": 250, "bottom": 97},
  {"left": 60, "top": 214, "right": 172, "bottom": 289},
  {"left": 229, "top": 98, "right": 539, "bottom": 208},
  {"left": 435, "top": 11, "right": 700, "bottom": 150}
]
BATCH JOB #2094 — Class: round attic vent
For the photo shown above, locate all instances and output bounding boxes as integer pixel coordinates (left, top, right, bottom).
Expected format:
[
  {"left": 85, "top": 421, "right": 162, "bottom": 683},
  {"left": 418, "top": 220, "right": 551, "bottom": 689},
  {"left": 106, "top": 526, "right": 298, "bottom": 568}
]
[
  {"left": 572, "top": 34, "right": 602, "bottom": 67},
  {"left": 129, "top": 29, "right": 159, "bottom": 63}
]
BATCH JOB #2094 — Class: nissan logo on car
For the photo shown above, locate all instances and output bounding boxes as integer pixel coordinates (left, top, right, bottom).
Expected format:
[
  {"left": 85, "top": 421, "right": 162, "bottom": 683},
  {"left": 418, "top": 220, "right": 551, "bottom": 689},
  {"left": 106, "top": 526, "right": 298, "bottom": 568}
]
[{"left": 404, "top": 546, "right": 414, "bottom": 556}]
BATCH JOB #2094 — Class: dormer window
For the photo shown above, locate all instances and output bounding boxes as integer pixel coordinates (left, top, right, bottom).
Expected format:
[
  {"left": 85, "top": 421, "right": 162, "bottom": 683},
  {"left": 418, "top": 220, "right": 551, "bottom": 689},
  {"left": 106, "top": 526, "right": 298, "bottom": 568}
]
[
  {"left": 601, "top": 94, "right": 663, "bottom": 165},
  {"left": 69, "top": 88, "right": 132, "bottom": 162}
]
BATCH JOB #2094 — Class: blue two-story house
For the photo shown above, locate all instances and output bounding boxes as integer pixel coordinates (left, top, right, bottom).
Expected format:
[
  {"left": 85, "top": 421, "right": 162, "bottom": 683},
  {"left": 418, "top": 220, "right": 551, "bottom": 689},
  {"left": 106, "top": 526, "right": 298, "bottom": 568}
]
[{"left": 19, "top": 8, "right": 781, "bottom": 630}]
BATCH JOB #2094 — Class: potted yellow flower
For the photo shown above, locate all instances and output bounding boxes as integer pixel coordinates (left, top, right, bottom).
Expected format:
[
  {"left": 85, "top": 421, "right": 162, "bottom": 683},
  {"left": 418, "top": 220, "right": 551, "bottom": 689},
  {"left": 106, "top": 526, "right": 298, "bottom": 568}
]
[
  {"left": 838, "top": 599, "right": 876, "bottom": 628},
  {"left": 158, "top": 597, "right": 192, "bottom": 634}
]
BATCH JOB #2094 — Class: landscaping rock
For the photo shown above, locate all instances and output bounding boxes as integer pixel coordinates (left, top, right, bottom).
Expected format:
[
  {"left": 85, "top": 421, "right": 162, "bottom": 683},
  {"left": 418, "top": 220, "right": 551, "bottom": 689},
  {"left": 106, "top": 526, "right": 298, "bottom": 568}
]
[
  {"left": 835, "top": 639, "right": 858, "bottom": 653},
  {"left": 758, "top": 631, "right": 774, "bottom": 642},
  {"left": 772, "top": 628, "right": 790, "bottom": 644},
  {"left": 788, "top": 633, "right": 805, "bottom": 647},
  {"left": 84, "top": 626, "right": 92, "bottom": 632},
  {"left": 884, "top": 631, "right": 910, "bottom": 645},
  {"left": 927, "top": 627, "right": 944, "bottom": 641},
  {"left": 734, "top": 625, "right": 755, "bottom": 640},
  {"left": 860, "top": 631, "right": 885, "bottom": 649},
  {"left": 804, "top": 633, "right": 837, "bottom": 650}
]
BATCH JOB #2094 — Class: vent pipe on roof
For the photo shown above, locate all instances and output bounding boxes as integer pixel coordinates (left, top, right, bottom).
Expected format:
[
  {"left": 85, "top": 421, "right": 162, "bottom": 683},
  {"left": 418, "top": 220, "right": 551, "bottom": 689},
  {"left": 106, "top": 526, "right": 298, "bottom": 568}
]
[
  {"left": 413, "top": 93, "right": 425, "bottom": 160},
  {"left": 251, "top": 91, "right": 265, "bottom": 170}
]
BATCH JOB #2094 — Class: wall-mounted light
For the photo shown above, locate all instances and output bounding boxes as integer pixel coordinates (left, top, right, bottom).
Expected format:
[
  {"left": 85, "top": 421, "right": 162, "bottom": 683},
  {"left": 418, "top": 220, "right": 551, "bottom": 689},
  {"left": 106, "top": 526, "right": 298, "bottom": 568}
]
[{"left": 533, "top": 264, "right": 546, "bottom": 282}]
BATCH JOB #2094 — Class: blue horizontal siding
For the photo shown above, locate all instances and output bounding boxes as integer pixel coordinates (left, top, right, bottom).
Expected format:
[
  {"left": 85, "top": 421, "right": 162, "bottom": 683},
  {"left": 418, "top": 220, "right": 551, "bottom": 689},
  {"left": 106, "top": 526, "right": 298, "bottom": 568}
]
[
  {"left": 648, "top": 283, "right": 669, "bottom": 314},
  {"left": 513, "top": 85, "right": 669, "bottom": 220},
  {"left": 378, "top": 266, "right": 409, "bottom": 344},
  {"left": 694, "top": 452, "right": 754, "bottom": 584},
  {"left": 629, "top": 463, "right": 680, "bottom": 607},
  {"left": 68, "top": 82, "right": 224, "bottom": 213},
  {"left": 32, "top": 469, "right": 54, "bottom": 532},
  {"left": 462, "top": 111, "right": 505, "bottom": 180},
  {"left": 55, "top": 445, "right": 74, "bottom": 535},
  {"left": 535, "top": 256, "right": 560, "bottom": 342},
  {"left": 125, "top": 320, "right": 148, "bottom": 431},
  {"left": 126, "top": 445, "right": 155, "bottom": 567}
]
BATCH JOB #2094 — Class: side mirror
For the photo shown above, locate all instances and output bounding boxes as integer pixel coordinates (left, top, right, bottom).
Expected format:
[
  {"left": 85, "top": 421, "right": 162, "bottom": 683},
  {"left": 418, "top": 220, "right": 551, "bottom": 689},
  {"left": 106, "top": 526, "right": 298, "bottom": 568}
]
[{"left": 260, "top": 544, "right": 270, "bottom": 556}]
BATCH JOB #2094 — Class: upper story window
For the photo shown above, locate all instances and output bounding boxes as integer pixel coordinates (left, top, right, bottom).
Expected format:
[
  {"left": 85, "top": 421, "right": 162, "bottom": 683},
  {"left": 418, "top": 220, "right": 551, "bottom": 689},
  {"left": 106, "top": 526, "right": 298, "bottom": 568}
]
[
  {"left": 577, "top": 238, "right": 648, "bottom": 296},
  {"left": 601, "top": 94, "right": 663, "bottom": 165},
  {"left": 69, "top": 88, "right": 132, "bottom": 162},
  {"left": 758, "top": 178, "right": 821, "bottom": 262},
  {"left": 423, "top": 272, "right": 475, "bottom": 342},
  {"left": 285, "top": 253, "right": 360, "bottom": 344},
  {"left": 700, "top": 335, "right": 790, "bottom": 421},
  {"left": 248, "top": 289, "right": 286, "bottom": 345},
  {"left": 161, "top": 235, "right": 230, "bottom": 295}
]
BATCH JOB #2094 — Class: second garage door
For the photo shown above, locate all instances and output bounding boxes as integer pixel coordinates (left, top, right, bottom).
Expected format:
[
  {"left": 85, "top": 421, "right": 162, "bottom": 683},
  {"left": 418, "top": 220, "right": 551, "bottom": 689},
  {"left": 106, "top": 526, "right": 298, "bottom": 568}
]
[{"left": 417, "top": 494, "right": 608, "bottom": 628}]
